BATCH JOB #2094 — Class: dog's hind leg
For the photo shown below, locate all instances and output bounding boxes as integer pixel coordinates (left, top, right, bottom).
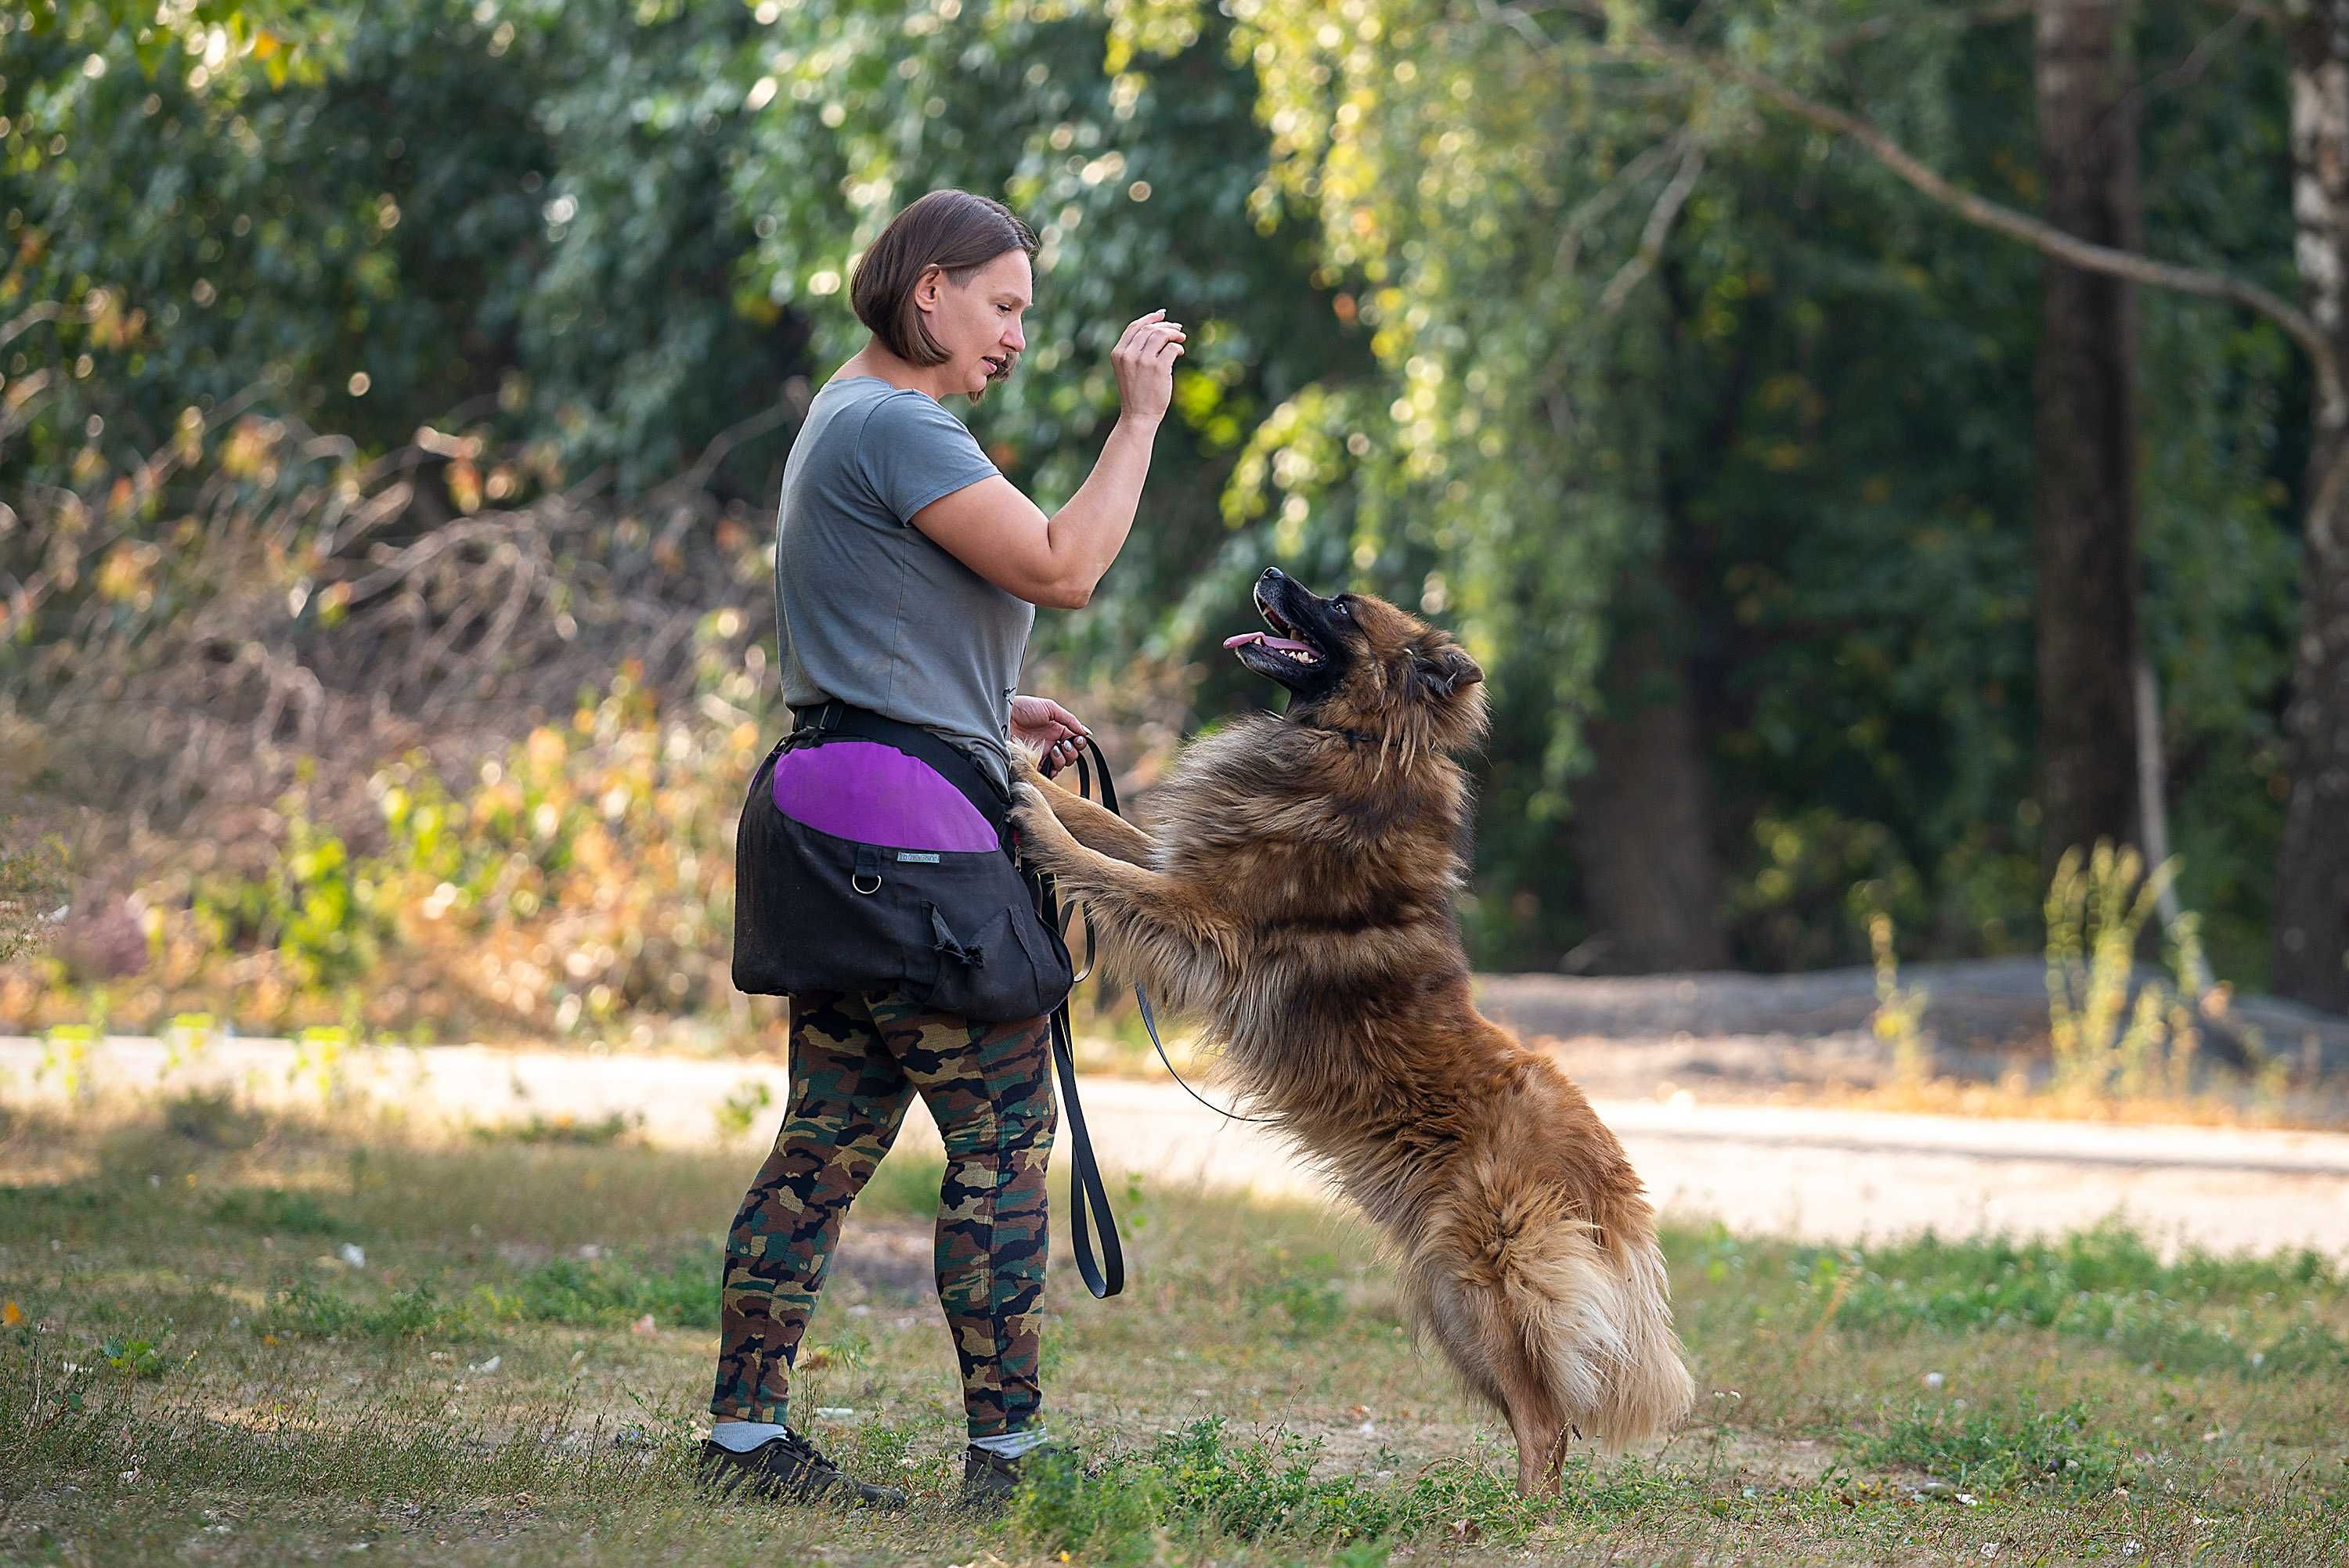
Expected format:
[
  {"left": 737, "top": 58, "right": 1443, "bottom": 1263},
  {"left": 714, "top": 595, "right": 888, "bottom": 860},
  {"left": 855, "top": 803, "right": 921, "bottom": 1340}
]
[
  {"left": 1415, "top": 1267, "right": 1566, "bottom": 1498},
  {"left": 1502, "top": 1368, "right": 1568, "bottom": 1497}
]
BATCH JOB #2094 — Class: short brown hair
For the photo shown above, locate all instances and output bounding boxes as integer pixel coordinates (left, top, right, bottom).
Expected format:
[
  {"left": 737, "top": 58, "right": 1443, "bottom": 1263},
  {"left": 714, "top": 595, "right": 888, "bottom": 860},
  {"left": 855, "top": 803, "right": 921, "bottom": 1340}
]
[{"left": 850, "top": 189, "right": 1037, "bottom": 366}]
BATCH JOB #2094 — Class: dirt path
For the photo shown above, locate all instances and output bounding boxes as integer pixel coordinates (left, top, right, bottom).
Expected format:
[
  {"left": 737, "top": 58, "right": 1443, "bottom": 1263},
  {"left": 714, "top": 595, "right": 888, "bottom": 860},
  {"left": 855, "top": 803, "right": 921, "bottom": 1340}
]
[
  {"left": 1473, "top": 959, "right": 2349, "bottom": 1080},
  {"left": 9, "top": 1033, "right": 2349, "bottom": 1256}
]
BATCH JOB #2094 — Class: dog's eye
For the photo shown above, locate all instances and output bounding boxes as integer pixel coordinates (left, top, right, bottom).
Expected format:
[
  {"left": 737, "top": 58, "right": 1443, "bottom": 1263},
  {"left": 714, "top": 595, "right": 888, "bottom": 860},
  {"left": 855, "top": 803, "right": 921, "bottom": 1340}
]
[{"left": 1333, "top": 597, "right": 1353, "bottom": 618}]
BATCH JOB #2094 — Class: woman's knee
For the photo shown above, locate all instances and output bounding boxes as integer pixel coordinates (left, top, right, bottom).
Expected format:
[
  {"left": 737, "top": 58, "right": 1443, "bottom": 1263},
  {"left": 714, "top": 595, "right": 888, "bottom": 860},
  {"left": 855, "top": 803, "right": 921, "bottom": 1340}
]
[{"left": 937, "top": 1096, "right": 1054, "bottom": 1166}]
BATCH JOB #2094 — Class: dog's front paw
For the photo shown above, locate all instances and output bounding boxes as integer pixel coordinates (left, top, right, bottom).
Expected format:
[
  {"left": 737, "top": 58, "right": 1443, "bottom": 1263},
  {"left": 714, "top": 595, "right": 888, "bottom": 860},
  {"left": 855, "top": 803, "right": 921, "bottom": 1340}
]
[{"left": 1009, "top": 782, "right": 1070, "bottom": 854}]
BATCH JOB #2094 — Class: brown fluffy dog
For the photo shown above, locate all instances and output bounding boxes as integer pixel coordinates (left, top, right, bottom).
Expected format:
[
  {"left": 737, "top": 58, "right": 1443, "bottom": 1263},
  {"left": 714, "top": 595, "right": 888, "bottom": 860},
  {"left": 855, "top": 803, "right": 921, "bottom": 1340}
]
[{"left": 1009, "top": 567, "right": 1694, "bottom": 1494}]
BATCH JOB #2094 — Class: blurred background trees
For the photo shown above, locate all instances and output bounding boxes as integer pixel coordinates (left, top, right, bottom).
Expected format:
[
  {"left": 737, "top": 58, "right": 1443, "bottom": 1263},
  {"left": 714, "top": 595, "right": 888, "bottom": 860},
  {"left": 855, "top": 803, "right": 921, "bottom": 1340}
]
[{"left": 2, "top": 0, "right": 2340, "bottom": 1035}]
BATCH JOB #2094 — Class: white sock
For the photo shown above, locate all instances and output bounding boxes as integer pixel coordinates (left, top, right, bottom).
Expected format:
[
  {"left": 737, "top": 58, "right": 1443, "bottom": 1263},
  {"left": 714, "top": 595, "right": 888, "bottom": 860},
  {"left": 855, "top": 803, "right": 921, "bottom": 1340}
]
[
  {"left": 709, "top": 1419, "right": 791, "bottom": 1452},
  {"left": 969, "top": 1428, "right": 1050, "bottom": 1459}
]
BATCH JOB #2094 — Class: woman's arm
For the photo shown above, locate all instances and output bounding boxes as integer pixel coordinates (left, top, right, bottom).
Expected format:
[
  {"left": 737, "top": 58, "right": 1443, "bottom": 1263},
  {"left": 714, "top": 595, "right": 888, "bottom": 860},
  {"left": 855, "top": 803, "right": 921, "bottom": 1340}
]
[{"left": 911, "top": 311, "right": 1185, "bottom": 610}]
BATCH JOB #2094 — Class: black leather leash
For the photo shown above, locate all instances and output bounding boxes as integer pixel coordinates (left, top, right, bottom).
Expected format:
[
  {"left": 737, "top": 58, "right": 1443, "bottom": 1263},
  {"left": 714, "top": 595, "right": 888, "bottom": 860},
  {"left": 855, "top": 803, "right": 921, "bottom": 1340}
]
[
  {"left": 1049, "top": 737, "right": 1276, "bottom": 1126},
  {"left": 1024, "top": 735, "right": 1125, "bottom": 1299}
]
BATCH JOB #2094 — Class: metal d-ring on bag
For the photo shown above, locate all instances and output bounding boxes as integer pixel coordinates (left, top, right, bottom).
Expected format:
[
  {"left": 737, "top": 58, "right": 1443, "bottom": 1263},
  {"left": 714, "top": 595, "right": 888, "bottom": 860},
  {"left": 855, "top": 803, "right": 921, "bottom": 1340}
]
[{"left": 731, "top": 699, "right": 1127, "bottom": 1297}]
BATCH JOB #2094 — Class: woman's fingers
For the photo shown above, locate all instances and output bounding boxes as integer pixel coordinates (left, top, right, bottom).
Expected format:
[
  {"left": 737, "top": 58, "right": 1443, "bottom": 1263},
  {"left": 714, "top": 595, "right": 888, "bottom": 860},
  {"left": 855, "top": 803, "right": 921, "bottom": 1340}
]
[
  {"left": 1112, "top": 311, "right": 1185, "bottom": 421},
  {"left": 1115, "top": 311, "right": 1181, "bottom": 355},
  {"left": 1117, "top": 327, "right": 1185, "bottom": 374},
  {"left": 1114, "top": 308, "right": 1167, "bottom": 354}
]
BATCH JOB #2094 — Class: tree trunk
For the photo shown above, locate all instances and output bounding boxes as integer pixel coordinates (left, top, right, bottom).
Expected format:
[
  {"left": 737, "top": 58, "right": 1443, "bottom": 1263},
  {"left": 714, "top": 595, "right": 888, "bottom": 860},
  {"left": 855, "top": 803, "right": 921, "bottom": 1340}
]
[
  {"left": 2032, "top": 0, "right": 2144, "bottom": 881},
  {"left": 2278, "top": 5, "right": 2349, "bottom": 1014},
  {"left": 1570, "top": 611, "right": 1730, "bottom": 974}
]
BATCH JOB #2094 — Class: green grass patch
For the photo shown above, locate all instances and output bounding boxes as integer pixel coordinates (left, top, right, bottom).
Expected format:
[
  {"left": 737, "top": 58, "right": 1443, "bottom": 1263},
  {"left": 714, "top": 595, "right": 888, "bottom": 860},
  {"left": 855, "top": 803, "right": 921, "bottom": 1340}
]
[
  {"left": 207, "top": 1185, "right": 359, "bottom": 1237},
  {"left": 471, "top": 1111, "right": 644, "bottom": 1146},
  {"left": 479, "top": 1251, "right": 716, "bottom": 1329},
  {"left": 266, "top": 1249, "right": 718, "bottom": 1340},
  {"left": 271, "top": 1278, "right": 455, "bottom": 1341},
  {"left": 6, "top": 1101, "right": 2347, "bottom": 1566},
  {"left": 1786, "top": 1224, "right": 2349, "bottom": 1375},
  {"left": 1009, "top": 1417, "right": 1665, "bottom": 1560},
  {"left": 1848, "top": 1393, "right": 2132, "bottom": 1496}
]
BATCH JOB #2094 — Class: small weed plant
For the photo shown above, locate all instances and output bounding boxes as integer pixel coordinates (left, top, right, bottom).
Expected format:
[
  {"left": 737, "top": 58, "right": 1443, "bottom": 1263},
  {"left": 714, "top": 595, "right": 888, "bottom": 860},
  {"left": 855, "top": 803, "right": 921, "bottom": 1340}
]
[
  {"left": 2044, "top": 841, "right": 2199, "bottom": 1104},
  {"left": 1865, "top": 907, "right": 1931, "bottom": 1087}
]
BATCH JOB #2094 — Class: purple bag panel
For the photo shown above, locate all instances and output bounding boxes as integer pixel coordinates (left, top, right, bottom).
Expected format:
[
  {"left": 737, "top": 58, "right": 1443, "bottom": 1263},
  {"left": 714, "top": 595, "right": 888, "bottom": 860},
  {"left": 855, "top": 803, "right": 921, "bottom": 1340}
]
[{"left": 770, "top": 740, "right": 1001, "bottom": 852}]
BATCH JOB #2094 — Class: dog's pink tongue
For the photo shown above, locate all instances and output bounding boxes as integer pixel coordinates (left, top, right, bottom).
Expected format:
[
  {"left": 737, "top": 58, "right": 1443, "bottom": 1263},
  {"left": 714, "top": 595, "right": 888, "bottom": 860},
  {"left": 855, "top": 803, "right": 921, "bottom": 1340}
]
[{"left": 1223, "top": 632, "right": 1315, "bottom": 652}]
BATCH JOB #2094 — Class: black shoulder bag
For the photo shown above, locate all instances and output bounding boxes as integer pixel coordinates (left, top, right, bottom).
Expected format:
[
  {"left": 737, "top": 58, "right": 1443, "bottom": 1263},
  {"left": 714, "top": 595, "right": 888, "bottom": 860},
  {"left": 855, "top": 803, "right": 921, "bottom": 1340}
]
[{"left": 731, "top": 701, "right": 1127, "bottom": 1297}]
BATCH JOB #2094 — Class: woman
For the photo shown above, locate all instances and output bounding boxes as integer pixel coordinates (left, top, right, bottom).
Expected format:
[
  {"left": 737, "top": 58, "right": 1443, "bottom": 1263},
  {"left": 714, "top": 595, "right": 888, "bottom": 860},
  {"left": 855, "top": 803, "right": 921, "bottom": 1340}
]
[{"left": 698, "top": 189, "right": 1183, "bottom": 1509}]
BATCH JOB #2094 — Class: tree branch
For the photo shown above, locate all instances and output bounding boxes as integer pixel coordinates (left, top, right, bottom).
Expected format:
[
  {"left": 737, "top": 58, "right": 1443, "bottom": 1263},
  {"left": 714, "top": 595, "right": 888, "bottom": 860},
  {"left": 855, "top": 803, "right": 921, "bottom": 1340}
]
[
  {"left": 1600, "top": 142, "right": 1706, "bottom": 312},
  {"left": 1827, "top": 1, "right": 2033, "bottom": 55},
  {"left": 2120, "top": 2, "right": 2266, "bottom": 119},
  {"left": 1564, "top": 7, "right": 2342, "bottom": 417}
]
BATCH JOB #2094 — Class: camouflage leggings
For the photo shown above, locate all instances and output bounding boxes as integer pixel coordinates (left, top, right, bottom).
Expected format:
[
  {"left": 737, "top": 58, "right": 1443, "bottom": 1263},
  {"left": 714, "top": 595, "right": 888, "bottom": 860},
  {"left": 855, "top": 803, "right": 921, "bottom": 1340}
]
[{"left": 709, "top": 988, "right": 1057, "bottom": 1437}]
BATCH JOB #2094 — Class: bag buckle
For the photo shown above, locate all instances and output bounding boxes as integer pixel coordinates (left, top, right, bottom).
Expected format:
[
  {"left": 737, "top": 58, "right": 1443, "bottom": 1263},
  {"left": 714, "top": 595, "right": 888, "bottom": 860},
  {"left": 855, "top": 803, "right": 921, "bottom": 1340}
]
[{"left": 852, "top": 842, "right": 882, "bottom": 896}]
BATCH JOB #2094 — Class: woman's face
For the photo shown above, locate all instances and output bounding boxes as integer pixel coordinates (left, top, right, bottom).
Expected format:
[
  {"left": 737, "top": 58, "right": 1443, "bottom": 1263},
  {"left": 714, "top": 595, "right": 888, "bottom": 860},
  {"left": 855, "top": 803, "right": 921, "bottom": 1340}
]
[{"left": 918, "top": 249, "right": 1032, "bottom": 398}]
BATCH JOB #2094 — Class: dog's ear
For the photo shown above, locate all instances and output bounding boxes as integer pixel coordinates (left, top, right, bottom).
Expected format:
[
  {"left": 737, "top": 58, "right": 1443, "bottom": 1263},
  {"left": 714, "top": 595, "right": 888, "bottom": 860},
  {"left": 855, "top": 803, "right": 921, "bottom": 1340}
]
[{"left": 1413, "top": 644, "right": 1484, "bottom": 699}]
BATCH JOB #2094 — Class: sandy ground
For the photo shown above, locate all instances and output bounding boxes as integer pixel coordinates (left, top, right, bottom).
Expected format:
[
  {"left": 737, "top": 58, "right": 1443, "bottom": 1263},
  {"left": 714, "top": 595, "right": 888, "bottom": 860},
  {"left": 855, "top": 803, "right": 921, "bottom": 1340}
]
[
  {"left": 9, "top": 1032, "right": 2349, "bottom": 1258},
  {"left": 1473, "top": 960, "right": 2349, "bottom": 1082}
]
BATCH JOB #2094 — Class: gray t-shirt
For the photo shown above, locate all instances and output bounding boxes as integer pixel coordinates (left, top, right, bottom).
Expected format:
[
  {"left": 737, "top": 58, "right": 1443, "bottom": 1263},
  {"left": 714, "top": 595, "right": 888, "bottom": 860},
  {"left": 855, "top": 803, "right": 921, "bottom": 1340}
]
[{"left": 774, "top": 374, "right": 1032, "bottom": 795}]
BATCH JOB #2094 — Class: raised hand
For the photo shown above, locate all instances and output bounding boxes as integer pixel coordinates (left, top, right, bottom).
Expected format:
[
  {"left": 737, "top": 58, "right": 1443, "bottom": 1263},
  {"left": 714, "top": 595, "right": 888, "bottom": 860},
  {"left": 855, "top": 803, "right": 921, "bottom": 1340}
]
[{"left": 1110, "top": 308, "right": 1186, "bottom": 427}]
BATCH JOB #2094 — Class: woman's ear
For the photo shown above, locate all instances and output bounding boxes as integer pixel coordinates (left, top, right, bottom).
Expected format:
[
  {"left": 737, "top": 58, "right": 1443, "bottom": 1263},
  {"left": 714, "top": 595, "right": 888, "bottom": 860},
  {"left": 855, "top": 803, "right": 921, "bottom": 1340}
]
[{"left": 913, "top": 262, "right": 945, "bottom": 311}]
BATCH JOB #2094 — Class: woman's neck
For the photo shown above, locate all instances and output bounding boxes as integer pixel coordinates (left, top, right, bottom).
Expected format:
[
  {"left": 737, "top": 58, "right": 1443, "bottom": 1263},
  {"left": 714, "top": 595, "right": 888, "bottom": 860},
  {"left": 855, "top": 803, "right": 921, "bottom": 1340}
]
[{"left": 837, "top": 344, "right": 956, "bottom": 403}]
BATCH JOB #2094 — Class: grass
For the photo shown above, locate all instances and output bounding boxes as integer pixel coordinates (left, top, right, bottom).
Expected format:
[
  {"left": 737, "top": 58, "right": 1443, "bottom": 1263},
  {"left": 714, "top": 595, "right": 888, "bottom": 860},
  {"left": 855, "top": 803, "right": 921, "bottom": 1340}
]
[{"left": 2, "top": 1095, "right": 2346, "bottom": 1564}]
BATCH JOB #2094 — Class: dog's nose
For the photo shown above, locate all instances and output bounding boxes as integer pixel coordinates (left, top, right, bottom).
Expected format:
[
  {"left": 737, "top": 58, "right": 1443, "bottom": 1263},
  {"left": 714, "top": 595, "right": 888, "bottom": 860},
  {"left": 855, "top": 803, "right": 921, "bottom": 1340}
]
[{"left": 1261, "top": 567, "right": 1285, "bottom": 582}]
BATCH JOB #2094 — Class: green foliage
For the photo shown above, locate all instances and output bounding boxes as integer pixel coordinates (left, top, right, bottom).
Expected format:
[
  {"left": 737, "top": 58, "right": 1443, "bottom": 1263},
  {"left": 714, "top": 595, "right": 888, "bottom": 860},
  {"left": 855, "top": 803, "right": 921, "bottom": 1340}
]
[
  {"left": 0, "top": 820, "right": 67, "bottom": 965},
  {"left": 713, "top": 1080, "right": 773, "bottom": 1141},
  {"left": 270, "top": 1246, "right": 714, "bottom": 1342},
  {"left": 1865, "top": 906, "right": 1931, "bottom": 1087},
  {"left": 470, "top": 1112, "right": 644, "bottom": 1147},
  {"left": 96, "top": 1335, "right": 175, "bottom": 1379},
  {"left": 36, "top": 1022, "right": 97, "bottom": 1100},
  {"left": 189, "top": 797, "right": 390, "bottom": 992},
  {"left": 38, "top": 2, "right": 358, "bottom": 91},
  {"left": 1849, "top": 1394, "right": 2131, "bottom": 1497},
  {"left": 1789, "top": 1224, "right": 2347, "bottom": 1376},
  {"left": 207, "top": 1186, "right": 356, "bottom": 1238},
  {"left": 2044, "top": 842, "right": 2200, "bottom": 1103},
  {"left": 270, "top": 1278, "right": 449, "bottom": 1341},
  {"left": 854, "top": 1154, "right": 950, "bottom": 1220},
  {"left": 1243, "top": 1274, "right": 1348, "bottom": 1340},
  {"left": 0, "top": 0, "right": 2314, "bottom": 1000},
  {"left": 474, "top": 1252, "right": 712, "bottom": 1330},
  {"left": 1011, "top": 1415, "right": 1678, "bottom": 1559},
  {"left": 1009, "top": 1442, "right": 1170, "bottom": 1562}
]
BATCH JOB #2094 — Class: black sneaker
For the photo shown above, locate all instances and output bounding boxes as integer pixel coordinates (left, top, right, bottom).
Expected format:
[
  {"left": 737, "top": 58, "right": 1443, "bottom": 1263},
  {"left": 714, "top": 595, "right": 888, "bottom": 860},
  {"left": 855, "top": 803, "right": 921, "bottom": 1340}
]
[
  {"left": 696, "top": 1429, "right": 907, "bottom": 1509},
  {"left": 960, "top": 1437, "right": 1077, "bottom": 1513}
]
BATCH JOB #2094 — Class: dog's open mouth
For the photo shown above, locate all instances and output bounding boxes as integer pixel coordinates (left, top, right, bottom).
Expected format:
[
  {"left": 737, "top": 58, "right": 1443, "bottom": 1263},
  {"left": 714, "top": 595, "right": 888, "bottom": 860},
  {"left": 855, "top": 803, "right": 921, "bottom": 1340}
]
[{"left": 1223, "top": 594, "right": 1322, "bottom": 667}]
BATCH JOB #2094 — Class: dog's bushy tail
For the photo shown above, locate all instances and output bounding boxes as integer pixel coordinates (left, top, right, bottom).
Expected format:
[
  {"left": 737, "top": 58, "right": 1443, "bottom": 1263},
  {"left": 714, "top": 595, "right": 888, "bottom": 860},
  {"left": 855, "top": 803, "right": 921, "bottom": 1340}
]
[
  {"left": 1427, "top": 1160, "right": 1695, "bottom": 1453},
  {"left": 1579, "top": 1191, "right": 1696, "bottom": 1448}
]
